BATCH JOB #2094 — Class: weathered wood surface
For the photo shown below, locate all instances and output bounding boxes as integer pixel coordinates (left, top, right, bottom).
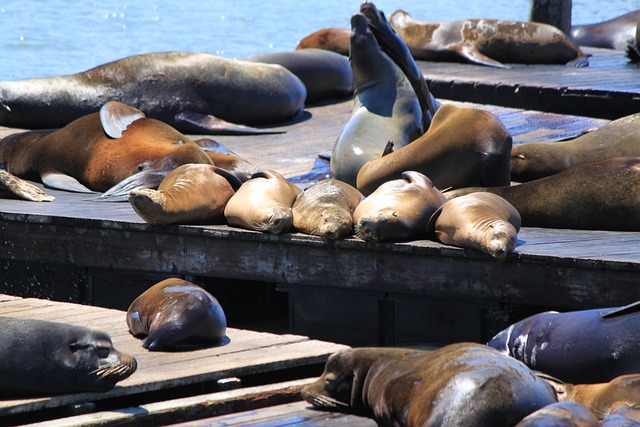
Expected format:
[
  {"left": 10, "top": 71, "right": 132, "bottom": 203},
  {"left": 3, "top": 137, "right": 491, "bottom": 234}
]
[{"left": 0, "top": 296, "right": 348, "bottom": 419}]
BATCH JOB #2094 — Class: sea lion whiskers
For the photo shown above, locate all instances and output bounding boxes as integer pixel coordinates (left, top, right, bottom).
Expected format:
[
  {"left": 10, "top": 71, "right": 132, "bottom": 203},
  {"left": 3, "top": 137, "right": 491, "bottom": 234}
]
[
  {"left": 307, "top": 393, "right": 351, "bottom": 409},
  {"left": 91, "top": 359, "right": 136, "bottom": 379}
]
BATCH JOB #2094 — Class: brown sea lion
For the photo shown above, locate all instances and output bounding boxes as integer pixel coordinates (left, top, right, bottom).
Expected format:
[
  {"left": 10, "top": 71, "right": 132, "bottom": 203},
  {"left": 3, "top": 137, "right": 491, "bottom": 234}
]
[
  {"left": 126, "top": 278, "right": 227, "bottom": 351},
  {"left": 601, "top": 402, "right": 640, "bottom": 425},
  {"left": 0, "top": 317, "right": 137, "bottom": 397},
  {"left": 224, "top": 170, "right": 301, "bottom": 234},
  {"left": 353, "top": 171, "right": 446, "bottom": 242},
  {"left": 389, "top": 9, "right": 589, "bottom": 68},
  {"left": 428, "top": 192, "right": 521, "bottom": 260},
  {"left": 128, "top": 163, "right": 240, "bottom": 225},
  {"left": 331, "top": 12, "right": 423, "bottom": 186},
  {"left": 488, "top": 301, "right": 640, "bottom": 384},
  {"left": 0, "top": 52, "right": 307, "bottom": 134},
  {"left": 511, "top": 112, "right": 640, "bottom": 182},
  {"left": 0, "top": 101, "right": 214, "bottom": 194},
  {"left": 356, "top": 104, "right": 513, "bottom": 196},
  {"left": 301, "top": 343, "right": 557, "bottom": 427},
  {"left": 514, "top": 402, "right": 599, "bottom": 427},
  {"left": 445, "top": 157, "right": 640, "bottom": 231},
  {"left": 292, "top": 179, "right": 363, "bottom": 239},
  {"left": 0, "top": 169, "right": 54, "bottom": 202},
  {"left": 571, "top": 10, "right": 640, "bottom": 51},
  {"left": 296, "top": 28, "right": 351, "bottom": 56}
]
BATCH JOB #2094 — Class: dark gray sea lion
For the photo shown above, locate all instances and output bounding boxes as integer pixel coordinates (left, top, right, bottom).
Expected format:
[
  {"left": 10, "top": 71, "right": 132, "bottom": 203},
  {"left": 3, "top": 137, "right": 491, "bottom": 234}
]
[
  {"left": 0, "top": 316, "right": 137, "bottom": 397},
  {"left": 0, "top": 51, "right": 307, "bottom": 134},
  {"left": 511, "top": 113, "right": 640, "bottom": 182},
  {"left": 301, "top": 343, "right": 557, "bottom": 427},
  {"left": 571, "top": 10, "right": 640, "bottom": 51},
  {"left": 296, "top": 28, "right": 351, "bottom": 55},
  {"left": 445, "top": 157, "right": 640, "bottom": 231},
  {"left": 330, "top": 12, "right": 423, "bottom": 186},
  {"left": 514, "top": 402, "right": 599, "bottom": 427},
  {"left": 488, "top": 301, "right": 640, "bottom": 384},
  {"left": 126, "top": 278, "right": 227, "bottom": 351},
  {"left": 246, "top": 49, "right": 353, "bottom": 104},
  {"left": 389, "top": 9, "right": 589, "bottom": 68}
]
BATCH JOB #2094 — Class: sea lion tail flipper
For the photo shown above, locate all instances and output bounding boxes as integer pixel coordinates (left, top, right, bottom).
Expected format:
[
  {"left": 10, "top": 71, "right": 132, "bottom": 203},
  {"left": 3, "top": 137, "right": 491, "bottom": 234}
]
[
  {"left": 192, "top": 138, "right": 238, "bottom": 156},
  {"left": 565, "top": 55, "right": 590, "bottom": 68},
  {"left": 0, "top": 170, "right": 55, "bottom": 202},
  {"left": 174, "top": 112, "right": 285, "bottom": 135},
  {"left": 381, "top": 141, "right": 394, "bottom": 156},
  {"left": 41, "top": 168, "right": 95, "bottom": 193},
  {"left": 600, "top": 300, "right": 640, "bottom": 318},
  {"left": 100, "top": 101, "right": 146, "bottom": 139},
  {"left": 456, "top": 43, "right": 511, "bottom": 69}
]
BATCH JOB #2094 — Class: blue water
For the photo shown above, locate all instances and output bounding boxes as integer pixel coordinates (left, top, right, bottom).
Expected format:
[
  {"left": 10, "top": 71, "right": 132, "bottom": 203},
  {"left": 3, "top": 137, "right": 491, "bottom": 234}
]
[{"left": 0, "top": 0, "right": 637, "bottom": 81}]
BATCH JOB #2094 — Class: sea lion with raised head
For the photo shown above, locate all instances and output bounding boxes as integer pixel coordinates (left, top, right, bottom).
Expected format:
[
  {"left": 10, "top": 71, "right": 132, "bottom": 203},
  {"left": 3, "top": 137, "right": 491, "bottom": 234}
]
[
  {"left": 330, "top": 12, "right": 423, "bottom": 186},
  {"left": 356, "top": 104, "right": 513, "bottom": 196},
  {"left": 292, "top": 179, "right": 363, "bottom": 239},
  {"left": 301, "top": 343, "right": 557, "bottom": 427},
  {"left": 0, "top": 316, "right": 137, "bottom": 397},
  {"left": 0, "top": 52, "right": 307, "bottom": 134},
  {"left": 353, "top": 171, "right": 446, "bottom": 242},
  {"left": 126, "top": 278, "right": 227, "bottom": 351},
  {"left": 224, "top": 170, "right": 301, "bottom": 234},
  {"left": 445, "top": 157, "right": 640, "bottom": 231},
  {"left": 389, "top": 9, "right": 589, "bottom": 68},
  {"left": 428, "top": 192, "right": 521, "bottom": 260}
]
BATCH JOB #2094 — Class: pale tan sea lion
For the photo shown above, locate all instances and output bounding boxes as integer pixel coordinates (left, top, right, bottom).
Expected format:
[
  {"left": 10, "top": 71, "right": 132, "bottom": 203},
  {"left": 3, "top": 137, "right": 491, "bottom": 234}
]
[
  {"left": 292, "top": 179, "right": 363, "bottom": 239},
  {"left": 428, "top": 192, "right": 521, "bottom": 259},
  {"left": 389, "top": 9, "right": 589, "bottom": 68},
  {"left": 224, "top": 170, "right": 301, "bottom": 234},
  {"left": 296, "top": 28, "right": 351, "bottom": 56},
  {"left": 356, "top": 103, "right": 512, "bottom": 196},
  {"left": 353, "top": 171, "right": 446, "bottom": 242},
  {"left": 0, "top": 169, "right": 54, "bottom": 202}
]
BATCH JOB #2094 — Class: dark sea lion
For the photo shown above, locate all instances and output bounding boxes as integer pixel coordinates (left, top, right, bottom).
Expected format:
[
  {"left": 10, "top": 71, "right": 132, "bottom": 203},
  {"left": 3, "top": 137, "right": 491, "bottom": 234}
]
[
  {"left": 356, "top": 104, "right": 512, "bottom": 196},
  {"left": 511, "top": 113, "right": 640, "bottom": 182},
  {"left": 330, "top": 13, "right": 423, "bottom": 186},
  {"left": 0, "top": 101, "right": 214, "bottom": 194},
  {"left": 128, "top": 164, "right": 240, "bottom": 225},
  {"left": 0, "top": 316, "right": 137, "bottom": 397},
  {"left": 514, "top": 402, "right": 599, "bottom": 427},
  {"left": 488, "top": 301, "right": 640, "bottom": 384},
  {"left": 353, "top": 171, "right": 446, "bottom": 242},
  {"left": 445, "top": 157, "right": 640, "bottom": 231},
  {"left": 296, "top": 28, "right": 351, "bottom": 56},
  {"left": 246, "top": 49, "right": 353, "bottom": 104},
  {"left": 292, "top": 179, "right": 363, "bottom": 239},
  {"left": 0, "top": 169, "right": 54, "bottom": 202},
  {"left": 601, "top": 402, "right": 640, "bottom": 425},
  {"left": 428, "top": 192, "right": 521, "bottom": 260},
  {"left": 389, "top": 9, "right": 589, "bottom": 68},
  {"left": 571, "top": 10, "right": 640, "bottom": 51},
  {"left": 0, "top": 52, "right": 306, "bottom": 134},
  {"left": 301, "top": 343, "right": 557, "bottom": 427},
  {"left": 126, "top": 278, "right": 227, "bottom": 351},
  {"left": 224, "top": 170, "right": 301, "bottom": 234}
]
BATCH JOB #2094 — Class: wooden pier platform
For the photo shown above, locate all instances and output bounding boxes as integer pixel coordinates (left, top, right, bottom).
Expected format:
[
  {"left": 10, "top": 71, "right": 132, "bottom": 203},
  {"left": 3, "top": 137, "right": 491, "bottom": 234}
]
[{"left": 0, "top": 294, "right": 349, "bottom": 426}]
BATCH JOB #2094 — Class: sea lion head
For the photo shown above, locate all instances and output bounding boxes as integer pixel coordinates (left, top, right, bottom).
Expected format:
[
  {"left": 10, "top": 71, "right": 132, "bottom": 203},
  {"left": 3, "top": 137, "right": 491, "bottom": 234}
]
[{"left": 482, "top": 221, "right": 519, "bottom": 259}]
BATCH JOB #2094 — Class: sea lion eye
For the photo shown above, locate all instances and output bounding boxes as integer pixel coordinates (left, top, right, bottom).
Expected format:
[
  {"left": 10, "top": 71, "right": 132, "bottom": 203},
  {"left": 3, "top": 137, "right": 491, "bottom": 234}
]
[
  {"left": 96, "top": 345, "right": 111, "bottom": 358},
  {"left": 137, "top": 162, "right": 150, "bottom": 171}
]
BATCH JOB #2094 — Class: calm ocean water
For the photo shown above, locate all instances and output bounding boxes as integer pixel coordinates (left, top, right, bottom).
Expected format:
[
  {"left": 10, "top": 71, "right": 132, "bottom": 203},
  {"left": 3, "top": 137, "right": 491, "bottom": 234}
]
[{"left": 0, "top": 0, "right": 637, "bottom": 81}]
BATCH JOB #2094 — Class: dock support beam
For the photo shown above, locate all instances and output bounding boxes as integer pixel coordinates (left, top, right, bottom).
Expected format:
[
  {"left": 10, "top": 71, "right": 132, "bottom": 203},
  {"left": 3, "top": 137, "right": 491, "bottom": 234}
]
[{"left": 529, "top": 0, "right": 572, "bottom": 34}]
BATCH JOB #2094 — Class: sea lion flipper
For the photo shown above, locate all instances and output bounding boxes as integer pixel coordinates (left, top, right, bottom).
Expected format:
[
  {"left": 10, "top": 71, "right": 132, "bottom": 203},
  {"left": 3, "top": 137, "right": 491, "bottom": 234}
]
[
  {"left": 601, "top": 300, "right": 640, "bottom": 318},
  {"left": 100, "top": 169, "right": 168, "bottom": 201},
  {"left": 99, "top": 101, "right": 146, "bottom": 139},
  {"left": 0, "top": 170, "right": 55, "bottom": 202},
  {"left": 192, "top": 138, "right": 238, "bottom": 156},
  {"left": 426, "top": 203, "right": 445, "bottom": 237},
  {"left": 41, "top": 168, "right": 95, "bottom": 193},
  {"left": 174, "top": 112, "right": 285, "bottom": 135},
  {"left": 456, "top": 43, "right": 511, "bottom": 69}
]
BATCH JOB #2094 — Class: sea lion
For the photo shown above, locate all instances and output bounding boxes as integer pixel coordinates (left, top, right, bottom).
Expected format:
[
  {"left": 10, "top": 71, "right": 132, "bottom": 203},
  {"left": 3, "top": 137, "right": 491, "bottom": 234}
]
[
  {"left": 301, "top": 343, "right": 558, "bottom": 427},
  {"left": 487, "top": 301, "right": 640, "bottom": 384},
  {"left": 514, "top": 402, "right": 599, "bottom": 427},
  {"left": 0, "top": 316, "right": 137, "bottom": 397},
  {"left": 126, "top": 278, "right": 227, "bottom": 351},
  {"left": 0, "top": 169, "right": 54, "bottom": 202},
  {"left": 601, "top": 402, "right": 640, "bottom": 425},
  {"left": 291, "top": 179, "right": 363, "bottom": 239},
  {"left": 0, "top": 101, "right": 214, "bottom": 194},
  {"left": 511, "top": 112, "right": 640, "bottom": 182},
  {"left": 543, "top": 374, "right": 640, "bottom": 422},
  {"left": 246, "top": 49, "right": 353, "bottom": 104},
  {"left": 224, "top": 170, "right": 301, "bottom": 234},
  {"left": 389, "top": 9, "right": 589, "bottom": 68},
  {"left": 356, "top": 104, "right": 513, "bottom": 196},
  {"left": 571, "top": 10, "right": 640, "bottom": 51},
  {"left": 296, "top": 28, "right": 351, "bottom": 56},
  {"left": 353, "top": 171, "right": 446, "bottom": 242},
  {"left": 128, "top": 164, "right": 240, "bottom": 225},
  {"left": 0, "top": 51, "right": 306, "bottom": 134},
  {"left": 330, "top": 12, "right": 423, "bottom": 187},
  {"left": 427, "top": 192, "right": 521, "bottom": 260},
  {"left": 445, "top": 157, "right": 640, "bottom": 231}
]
